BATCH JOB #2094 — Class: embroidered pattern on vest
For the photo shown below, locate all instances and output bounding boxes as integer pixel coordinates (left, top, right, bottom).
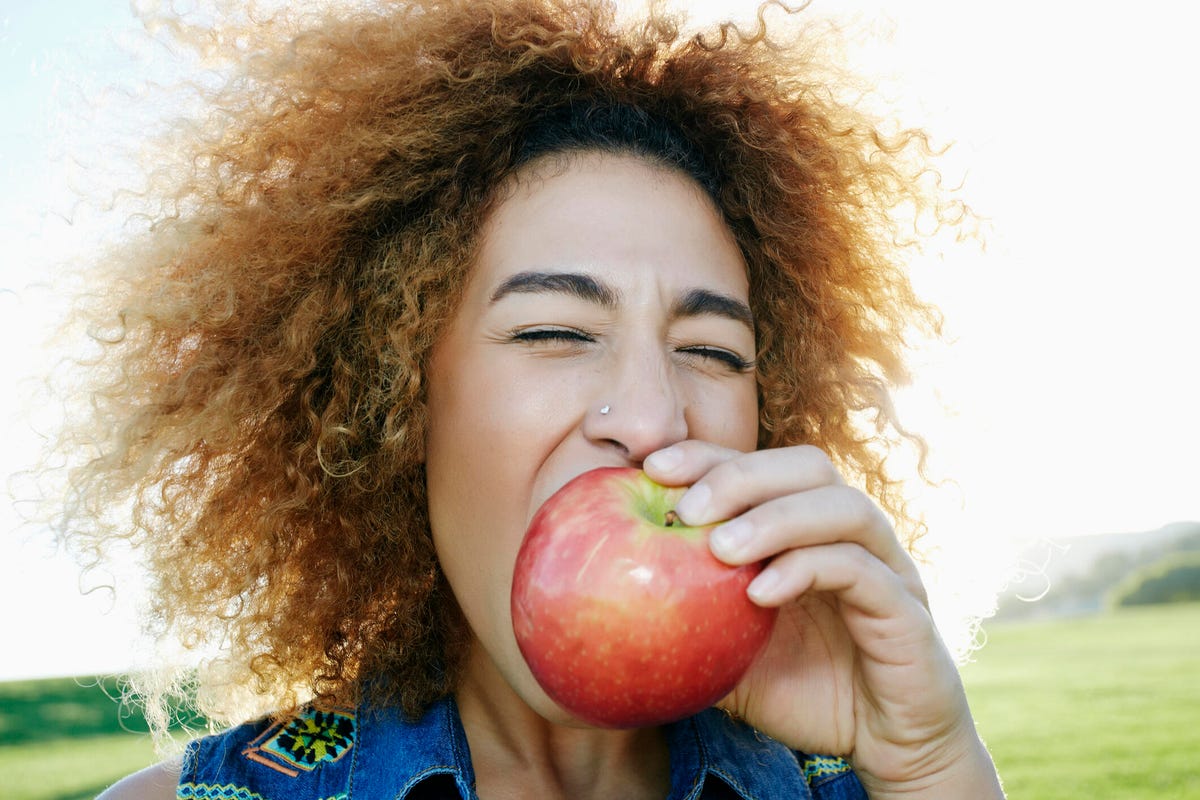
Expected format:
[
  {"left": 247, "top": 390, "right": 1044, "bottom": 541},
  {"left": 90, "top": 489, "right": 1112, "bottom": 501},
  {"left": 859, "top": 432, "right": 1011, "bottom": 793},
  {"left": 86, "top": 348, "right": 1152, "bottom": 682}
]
[
  {"left": 241, "top": 707, "right": 357, "bottom": 777},
  {"left": 177, "top": 783, "right": 266, "bottom": 800},
  {"left": 800, "top": 754, "right": 852, "bottom": 782},
  {"left": 178, "top": 785, "right": 347, "bottom": 800}
]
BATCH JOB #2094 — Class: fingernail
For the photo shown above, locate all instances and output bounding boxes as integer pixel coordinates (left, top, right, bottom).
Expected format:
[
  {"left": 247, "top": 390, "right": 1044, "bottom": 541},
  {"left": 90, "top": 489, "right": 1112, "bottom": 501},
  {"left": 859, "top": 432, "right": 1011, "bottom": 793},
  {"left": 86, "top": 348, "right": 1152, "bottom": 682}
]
[
  {"left": 748, "top": 568, "right": 780, "bottom": 603},
  {"left": 673, "top": 482, "right": 710, "bottom": 523},
  {"left": 710, "top": 519, "right": 752, "bottom": 560},
  {"left": 645, "top": 446, "right": 682, "bottom": 472}
]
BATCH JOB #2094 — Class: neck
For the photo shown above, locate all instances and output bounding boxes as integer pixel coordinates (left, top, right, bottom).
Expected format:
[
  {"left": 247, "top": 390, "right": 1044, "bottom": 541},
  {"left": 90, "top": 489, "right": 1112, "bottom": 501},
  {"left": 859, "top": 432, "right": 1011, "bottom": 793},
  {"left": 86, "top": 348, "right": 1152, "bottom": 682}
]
[{"left": 454, "top": 645, "right": 671, "bottom": 800}]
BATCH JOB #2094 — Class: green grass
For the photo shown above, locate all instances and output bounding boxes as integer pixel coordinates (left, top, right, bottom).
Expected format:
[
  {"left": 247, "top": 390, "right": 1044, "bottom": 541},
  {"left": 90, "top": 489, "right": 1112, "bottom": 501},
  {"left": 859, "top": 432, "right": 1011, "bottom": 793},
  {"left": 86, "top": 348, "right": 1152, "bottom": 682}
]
[
  {"left": 0, "top": 676, "right": 189, "bottom": 800},
  {"left": 962, "top": 602, "right": 1200, "bottom": 799},
  {"left": 0, "top": 733, "right": 161, "bottom": 800},
  {"left": 0, "top": 676, "right": 157, "bottom": 746},
  {"left": 2, "top": 604, "right": 1198, "bottom": 799}
]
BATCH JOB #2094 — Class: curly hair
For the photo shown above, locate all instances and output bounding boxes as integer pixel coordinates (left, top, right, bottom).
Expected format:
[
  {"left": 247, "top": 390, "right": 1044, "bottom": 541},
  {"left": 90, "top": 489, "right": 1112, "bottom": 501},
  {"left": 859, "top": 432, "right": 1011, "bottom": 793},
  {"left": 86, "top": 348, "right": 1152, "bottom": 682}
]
[{"left": 49, "top": 0, "right": 966, "bottom": 733}]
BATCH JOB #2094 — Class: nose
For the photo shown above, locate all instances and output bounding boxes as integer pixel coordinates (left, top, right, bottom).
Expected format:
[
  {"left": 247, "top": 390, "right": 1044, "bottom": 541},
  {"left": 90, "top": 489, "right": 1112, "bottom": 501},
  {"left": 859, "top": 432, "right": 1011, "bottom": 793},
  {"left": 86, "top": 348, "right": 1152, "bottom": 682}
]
[{"left": 582, "top": 346, "right": 689, "bottom": 464}]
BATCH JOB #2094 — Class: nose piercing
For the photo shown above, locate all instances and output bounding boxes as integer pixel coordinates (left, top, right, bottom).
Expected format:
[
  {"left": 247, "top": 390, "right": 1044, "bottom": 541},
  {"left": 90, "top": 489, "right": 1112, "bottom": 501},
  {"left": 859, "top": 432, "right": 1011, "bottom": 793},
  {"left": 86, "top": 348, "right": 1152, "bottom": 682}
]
[{"left": 599, "top": 404, "right": 611, "bottom": 415}]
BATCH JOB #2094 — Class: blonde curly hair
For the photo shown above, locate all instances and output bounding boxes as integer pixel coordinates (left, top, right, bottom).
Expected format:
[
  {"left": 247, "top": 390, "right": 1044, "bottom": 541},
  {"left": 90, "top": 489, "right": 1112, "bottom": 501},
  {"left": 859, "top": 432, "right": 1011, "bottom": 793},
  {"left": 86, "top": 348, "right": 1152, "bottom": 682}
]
[{"left": 48, "top": 0, "right": 965, "bottom": 733}]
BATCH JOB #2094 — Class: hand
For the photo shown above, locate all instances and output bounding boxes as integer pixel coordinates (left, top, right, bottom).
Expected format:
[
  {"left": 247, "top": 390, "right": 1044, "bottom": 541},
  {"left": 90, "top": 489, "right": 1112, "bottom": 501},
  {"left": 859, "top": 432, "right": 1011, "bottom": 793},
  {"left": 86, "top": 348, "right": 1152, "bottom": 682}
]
[{"left": 643, "top": 442, "right": 1003, "bottom": 798}]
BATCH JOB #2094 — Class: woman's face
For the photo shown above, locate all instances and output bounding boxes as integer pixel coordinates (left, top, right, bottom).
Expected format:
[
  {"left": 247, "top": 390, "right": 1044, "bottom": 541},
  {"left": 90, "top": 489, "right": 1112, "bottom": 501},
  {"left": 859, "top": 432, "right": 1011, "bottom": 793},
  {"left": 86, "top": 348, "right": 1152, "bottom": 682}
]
[{"left": 424, "top": 152, "right": 759, "bottom": 722}]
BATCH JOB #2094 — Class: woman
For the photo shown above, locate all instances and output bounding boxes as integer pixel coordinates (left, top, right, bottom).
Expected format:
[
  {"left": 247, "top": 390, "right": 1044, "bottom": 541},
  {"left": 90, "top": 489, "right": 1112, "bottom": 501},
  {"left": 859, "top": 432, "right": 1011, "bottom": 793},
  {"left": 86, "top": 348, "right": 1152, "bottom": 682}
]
[{"left": 56, "top": 0, "right": 1003, "bottom": 797}]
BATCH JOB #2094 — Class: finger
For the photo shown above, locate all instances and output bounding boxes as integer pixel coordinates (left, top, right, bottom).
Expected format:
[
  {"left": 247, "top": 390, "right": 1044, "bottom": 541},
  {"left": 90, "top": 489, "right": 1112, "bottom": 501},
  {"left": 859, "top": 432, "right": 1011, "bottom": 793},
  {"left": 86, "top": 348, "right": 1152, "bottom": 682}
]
[
  {"left": 709, "top": 485, "right": 918, "bottom": 591},
  {"left": 746, "top": 543, "right": 951, "bottom": 716},
  {"left": 671, "top": 445, "right": 844, "bottom": 527},
  {"left": 642, "top": 439, "right": 742, "bottom": 487},
  {"left": 745, "top": 542, "right": 923, "bottom": 632},
  {"left": 743, "top": 542, "right": 965, "bottom": 748}
]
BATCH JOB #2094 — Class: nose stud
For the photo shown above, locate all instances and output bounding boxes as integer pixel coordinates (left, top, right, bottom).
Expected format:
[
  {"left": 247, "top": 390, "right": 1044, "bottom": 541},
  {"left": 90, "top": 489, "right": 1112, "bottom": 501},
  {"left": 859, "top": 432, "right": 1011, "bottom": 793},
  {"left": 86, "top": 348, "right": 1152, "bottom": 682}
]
[{"left": 599, "top": 404, "right": 611, "bottom": 415}]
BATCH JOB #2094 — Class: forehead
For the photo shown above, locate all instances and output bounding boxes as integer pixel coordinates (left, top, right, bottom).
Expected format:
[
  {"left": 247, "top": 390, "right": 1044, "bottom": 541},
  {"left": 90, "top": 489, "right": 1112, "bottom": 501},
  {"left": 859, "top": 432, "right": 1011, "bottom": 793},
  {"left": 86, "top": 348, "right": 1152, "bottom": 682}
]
[{"left": 469, "top": 152, "right": 749, "bottom": 297}]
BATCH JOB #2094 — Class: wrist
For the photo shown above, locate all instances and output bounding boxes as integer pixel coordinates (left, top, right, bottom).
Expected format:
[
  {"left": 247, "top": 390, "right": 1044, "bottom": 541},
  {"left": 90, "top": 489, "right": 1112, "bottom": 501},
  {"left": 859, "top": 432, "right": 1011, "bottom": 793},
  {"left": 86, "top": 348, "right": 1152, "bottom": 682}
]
[{"left": 858, "top": 728, "right": 1004, "bottom": 799}]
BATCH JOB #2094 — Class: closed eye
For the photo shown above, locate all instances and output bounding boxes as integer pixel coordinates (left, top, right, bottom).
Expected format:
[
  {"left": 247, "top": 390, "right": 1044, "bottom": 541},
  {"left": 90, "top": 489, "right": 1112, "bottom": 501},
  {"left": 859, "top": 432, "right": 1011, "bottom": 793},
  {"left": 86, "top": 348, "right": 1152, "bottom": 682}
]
[
  {"left": 508, "top": 328, "right": 752, "bottom": 372},
  {"left": 676, "top": 345, "right": 754, "bottom": 373},
  {"left": 508, "top": 327, "right": 594, "bottom": 344}
]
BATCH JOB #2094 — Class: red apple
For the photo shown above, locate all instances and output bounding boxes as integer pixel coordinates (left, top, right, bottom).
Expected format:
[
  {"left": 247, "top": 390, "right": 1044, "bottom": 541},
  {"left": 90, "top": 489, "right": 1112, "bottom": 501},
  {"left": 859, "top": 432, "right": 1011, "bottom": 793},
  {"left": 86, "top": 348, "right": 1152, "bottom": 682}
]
[{"left": 511, "top": 466, "right": 778, "bottom": 728}]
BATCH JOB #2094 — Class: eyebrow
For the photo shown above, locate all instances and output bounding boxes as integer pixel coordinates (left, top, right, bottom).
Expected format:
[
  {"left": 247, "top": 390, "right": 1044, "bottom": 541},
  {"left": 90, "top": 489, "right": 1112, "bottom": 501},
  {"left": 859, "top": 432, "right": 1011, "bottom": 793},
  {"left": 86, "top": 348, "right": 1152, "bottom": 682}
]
[
  {"left": 490, "top": 270, "right": 754, "bottom": 333},
  {"left": 672, "top": 288, "right": 755, "bottom": 332},
  {"left": 490, "top": 271, "right": 618, "bottom": 308}
]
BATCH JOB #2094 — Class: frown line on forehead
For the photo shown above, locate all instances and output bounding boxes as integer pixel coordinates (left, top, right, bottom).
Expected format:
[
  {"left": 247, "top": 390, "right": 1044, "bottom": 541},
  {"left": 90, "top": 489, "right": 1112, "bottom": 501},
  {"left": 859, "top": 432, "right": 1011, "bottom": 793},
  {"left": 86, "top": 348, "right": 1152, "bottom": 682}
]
[{"left": 489, "top": 269, "right": 754, "bottom": 332}]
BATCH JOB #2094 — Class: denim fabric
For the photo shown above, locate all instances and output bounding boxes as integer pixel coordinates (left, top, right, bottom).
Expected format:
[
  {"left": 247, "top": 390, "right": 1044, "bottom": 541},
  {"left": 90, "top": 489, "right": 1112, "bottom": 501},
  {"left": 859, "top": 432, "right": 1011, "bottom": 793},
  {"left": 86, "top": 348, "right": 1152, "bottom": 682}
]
[{"left": 178, "top": 696, "right": 867, "bottom": 799}]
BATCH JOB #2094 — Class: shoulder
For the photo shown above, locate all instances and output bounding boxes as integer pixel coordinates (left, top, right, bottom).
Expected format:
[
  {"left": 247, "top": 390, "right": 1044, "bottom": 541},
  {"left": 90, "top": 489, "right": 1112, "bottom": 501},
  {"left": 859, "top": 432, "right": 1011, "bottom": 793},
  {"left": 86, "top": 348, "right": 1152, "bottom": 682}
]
[{"left": 96, "top": 756, "right": 182, "bottom": 800}]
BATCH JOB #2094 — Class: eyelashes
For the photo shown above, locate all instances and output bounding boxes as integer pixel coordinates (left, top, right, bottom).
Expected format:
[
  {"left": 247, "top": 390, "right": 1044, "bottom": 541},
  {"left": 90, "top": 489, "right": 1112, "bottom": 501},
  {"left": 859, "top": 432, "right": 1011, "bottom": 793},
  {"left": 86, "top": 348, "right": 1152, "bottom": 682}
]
[
  {"left": 679, "top": 345, "right": 754, "bottom": 373},
  {"left": 508, "top": 327, "right": 755, "bottom": 373},
  {"left": 510, "top": 328, "right": 590, "bottom": 344}
]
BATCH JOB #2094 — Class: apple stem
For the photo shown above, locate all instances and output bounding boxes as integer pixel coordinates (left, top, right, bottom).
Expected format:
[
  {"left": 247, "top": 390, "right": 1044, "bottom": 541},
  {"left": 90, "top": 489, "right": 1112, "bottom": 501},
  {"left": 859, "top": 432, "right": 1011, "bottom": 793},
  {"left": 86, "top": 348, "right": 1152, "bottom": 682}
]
[{"left": 664, "top": 510, "right": 678, "bottom": 527}]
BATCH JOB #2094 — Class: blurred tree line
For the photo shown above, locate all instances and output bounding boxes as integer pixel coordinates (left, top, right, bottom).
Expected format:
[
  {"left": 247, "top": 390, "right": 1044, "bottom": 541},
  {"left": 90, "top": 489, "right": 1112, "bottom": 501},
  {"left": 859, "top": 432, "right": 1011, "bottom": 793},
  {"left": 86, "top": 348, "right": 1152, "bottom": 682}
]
[
  {"left": 995, "top": 523, "right": 1200, "bottom": 620},
  {"left": 1110, "top": 552, "right": 1200, "bottom": 606}
]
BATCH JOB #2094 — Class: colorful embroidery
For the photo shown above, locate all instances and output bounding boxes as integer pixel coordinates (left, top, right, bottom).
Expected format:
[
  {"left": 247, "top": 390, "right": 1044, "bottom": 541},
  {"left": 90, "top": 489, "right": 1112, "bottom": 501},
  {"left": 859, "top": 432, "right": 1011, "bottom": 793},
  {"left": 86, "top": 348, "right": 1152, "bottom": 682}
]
[
  {"left": 800, "top": 754, "right": 852, "bottom": 782},
  {"left": 177, "top": 784, "right": 267, "bottom": 800},
  {"left": 242, "top": 707, "right": 356, "bottom": 776},
  {"left": 177, "top": 788, "right": 345, "bottom": 800}
]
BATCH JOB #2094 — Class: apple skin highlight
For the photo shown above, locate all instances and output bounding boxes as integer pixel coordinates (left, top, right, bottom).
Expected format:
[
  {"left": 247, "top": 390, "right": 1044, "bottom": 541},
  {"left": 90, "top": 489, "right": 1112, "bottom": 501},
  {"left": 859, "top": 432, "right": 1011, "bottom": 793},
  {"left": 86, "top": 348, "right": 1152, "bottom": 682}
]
[{"left": 511, "top": 467, "right": 778, "bottom": 729}]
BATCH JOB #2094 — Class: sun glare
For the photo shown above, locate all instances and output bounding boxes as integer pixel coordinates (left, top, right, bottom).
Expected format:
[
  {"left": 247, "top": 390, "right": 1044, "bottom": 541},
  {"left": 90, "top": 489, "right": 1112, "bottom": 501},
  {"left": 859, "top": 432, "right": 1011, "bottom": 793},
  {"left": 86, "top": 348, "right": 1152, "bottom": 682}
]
[{"left": 2, "top": 0, "right": 1196, "bottom": 679}]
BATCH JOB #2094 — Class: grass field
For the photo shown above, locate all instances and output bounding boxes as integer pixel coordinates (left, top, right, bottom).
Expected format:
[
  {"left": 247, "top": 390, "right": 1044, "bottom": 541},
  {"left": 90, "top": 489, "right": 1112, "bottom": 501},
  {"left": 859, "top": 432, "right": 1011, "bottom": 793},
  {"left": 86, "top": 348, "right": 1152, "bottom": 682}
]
[
  {"left": 0, "top": 675, "right": 172, "bottom": 800},
  {"left": 961, "top": 601, "right": 1200, "bottom": 799},
  {"left": 2, "top": 602, "right": 1198, "bottom": 799}
]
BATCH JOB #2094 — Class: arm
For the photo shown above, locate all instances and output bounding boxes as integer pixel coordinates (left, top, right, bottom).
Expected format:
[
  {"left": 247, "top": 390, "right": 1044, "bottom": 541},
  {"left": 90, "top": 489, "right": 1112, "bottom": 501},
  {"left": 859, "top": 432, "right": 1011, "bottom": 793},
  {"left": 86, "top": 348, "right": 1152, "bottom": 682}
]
[{"left": 95, "top": 757, "right": 182, "bottom": 800}]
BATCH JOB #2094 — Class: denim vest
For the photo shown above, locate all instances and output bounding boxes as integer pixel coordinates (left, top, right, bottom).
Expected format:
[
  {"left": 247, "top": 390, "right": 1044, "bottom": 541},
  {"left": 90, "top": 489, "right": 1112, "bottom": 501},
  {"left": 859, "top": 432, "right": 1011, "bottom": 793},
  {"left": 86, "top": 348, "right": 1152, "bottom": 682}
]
[{"left": 177, "top": 695, "right": 867, "bottom": 799}]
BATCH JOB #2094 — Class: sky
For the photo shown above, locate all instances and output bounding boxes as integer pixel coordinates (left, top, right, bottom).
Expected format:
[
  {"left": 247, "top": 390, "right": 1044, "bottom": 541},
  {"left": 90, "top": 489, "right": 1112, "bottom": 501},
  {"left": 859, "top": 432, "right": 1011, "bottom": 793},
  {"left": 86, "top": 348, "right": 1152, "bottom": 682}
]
[{"left": 2, "top": 0, "right": 1198, "bottom": 680}]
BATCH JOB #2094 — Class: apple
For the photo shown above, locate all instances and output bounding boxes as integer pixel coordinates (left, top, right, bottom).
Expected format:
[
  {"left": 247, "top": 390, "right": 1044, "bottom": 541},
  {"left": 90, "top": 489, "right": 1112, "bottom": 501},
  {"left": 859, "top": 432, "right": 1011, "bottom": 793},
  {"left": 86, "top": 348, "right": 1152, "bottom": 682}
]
[{"left": 511, "top": 466, "right": 778, "bottom": 728}]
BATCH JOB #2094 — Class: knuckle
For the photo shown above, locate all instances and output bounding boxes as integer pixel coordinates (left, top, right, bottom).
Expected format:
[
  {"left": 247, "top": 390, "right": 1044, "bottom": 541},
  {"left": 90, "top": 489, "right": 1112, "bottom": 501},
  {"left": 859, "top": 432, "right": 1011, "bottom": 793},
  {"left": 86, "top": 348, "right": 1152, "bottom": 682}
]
[
  {"left": 707, "top": 452, "right": 755, "bottom": 496},
  {"left": 664, "top": 441, "right": 734, "bottom": 486},
  {"left": 752, "top": 495, "right": 789, "bottom": 532},
  {"left": 831, "top": 485, "right": 875, "bottom": 526},
  {"left": 843, "top": 541, "right": 876, "bottom": 571},
  {"left": 724, "top": 454, "right": 757, "bottom": 486},
  {"left": 798, "top": 444, "right": 840, "bottom": 485}
]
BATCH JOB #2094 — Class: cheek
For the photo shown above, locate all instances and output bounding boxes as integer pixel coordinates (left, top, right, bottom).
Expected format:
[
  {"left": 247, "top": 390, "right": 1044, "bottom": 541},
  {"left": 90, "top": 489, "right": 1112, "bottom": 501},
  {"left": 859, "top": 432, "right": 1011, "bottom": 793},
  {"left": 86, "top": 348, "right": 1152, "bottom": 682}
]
[
  {"left": 424, "top": 355, "right": 596, "bottom": 709},
  {"left": 690, "top": 378, "right": 760, "bottom": 452},
  {"left": 735, "top": 381, "right": 761, "bottom": 447},
  {"left": 425, "top": 357, "right": 526, "bottom": 550},
  {"left": 426, "top": 357, "right": 575, "bottom": 501},
  {"left": 423, "top": 346, "right": 582, "bottom": 617},
  {"left": 424, "top": 358, "right": 524, "bottom": 647}
]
